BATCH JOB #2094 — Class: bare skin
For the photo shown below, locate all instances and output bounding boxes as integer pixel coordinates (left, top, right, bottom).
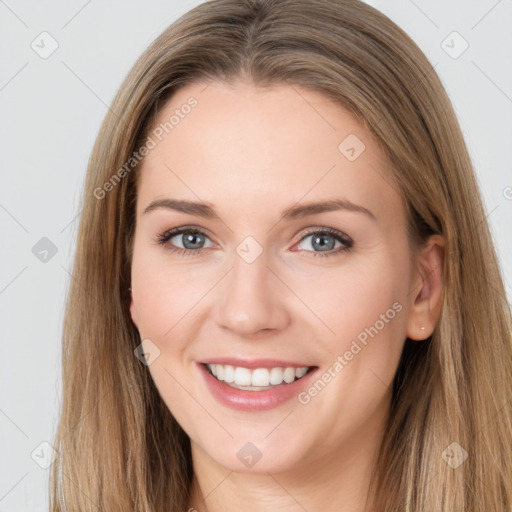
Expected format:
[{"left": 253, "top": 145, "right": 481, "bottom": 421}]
[{"left": 129, "top": 79, "right": 444, "bottom": 512}]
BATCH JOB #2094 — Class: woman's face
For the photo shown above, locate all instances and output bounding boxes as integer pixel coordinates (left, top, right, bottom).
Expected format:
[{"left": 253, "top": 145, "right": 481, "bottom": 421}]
[{"left": 129, "top": 79, "right": 427, "bottom": 473}]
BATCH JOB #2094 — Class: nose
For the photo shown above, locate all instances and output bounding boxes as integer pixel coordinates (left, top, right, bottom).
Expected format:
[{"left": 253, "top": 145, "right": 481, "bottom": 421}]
[{"left": 215, "top": 250, "right": 290, "bottom": 336}]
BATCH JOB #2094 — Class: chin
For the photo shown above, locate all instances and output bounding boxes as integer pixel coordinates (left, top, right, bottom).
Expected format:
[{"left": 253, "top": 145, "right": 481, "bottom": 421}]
[{"left": 197, "top": 434, "right": 310, "bottom": 474}]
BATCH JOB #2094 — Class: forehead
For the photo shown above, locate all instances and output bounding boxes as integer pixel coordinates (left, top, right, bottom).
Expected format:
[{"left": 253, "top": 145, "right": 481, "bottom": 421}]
[{"left": 136, "top": 80, "right": 405, "bottom": 230}]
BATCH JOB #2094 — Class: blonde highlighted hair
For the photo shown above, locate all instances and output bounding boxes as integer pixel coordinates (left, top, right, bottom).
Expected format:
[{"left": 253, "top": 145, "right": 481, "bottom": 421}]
[{"left": 50, "top": 0, "right": 512, "bottom": 510}]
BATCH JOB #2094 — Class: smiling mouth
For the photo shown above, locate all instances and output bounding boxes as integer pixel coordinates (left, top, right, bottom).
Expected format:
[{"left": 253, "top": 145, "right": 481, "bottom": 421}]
[{"left": 204, "top": 363, "right": 316, "bottom": 391}]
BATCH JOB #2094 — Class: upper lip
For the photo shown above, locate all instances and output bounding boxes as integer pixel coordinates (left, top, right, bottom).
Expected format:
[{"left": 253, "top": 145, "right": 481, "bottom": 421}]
[{"left": 198, "top": 358, "right": 315, "bottom": 369}]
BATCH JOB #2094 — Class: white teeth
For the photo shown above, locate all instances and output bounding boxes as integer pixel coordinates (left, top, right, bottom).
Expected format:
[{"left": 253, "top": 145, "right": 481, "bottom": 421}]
[
  {"left": 223, "top": 365, "right": 235, "bottom": 383},
  {"left": 206, "top": 364, "right": 310, "bottom": 388},
  {"left": 269, "top": 367, "right": 284, "bottom": 385},
  {"left": 295, "top": 367, "right": 308, "bottom": 378},
  {"left": 283, "top": 367, "right": 296, "bottom": 383},
  {"left": 251, "top": 368, "right": 269, "bottom": 387},
  {"left": 233, "top": 367, "right": 252, "bottom": 386}
]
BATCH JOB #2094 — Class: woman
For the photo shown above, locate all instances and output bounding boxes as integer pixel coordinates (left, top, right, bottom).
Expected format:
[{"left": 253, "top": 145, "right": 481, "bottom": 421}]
[{"left": 50, "top": 0, "right": 512, "bottom": 510}]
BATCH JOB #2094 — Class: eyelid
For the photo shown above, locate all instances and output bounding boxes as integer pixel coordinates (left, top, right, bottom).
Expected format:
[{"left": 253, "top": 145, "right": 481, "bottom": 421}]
[
  {"left": 296, "top": 226, "right": 352, "bottom": 243},
  {"left": 155, "top": 225, "right": 217, "bottom": 247},
  {"left": 157, "top": 224, "right": 213, "bottom": 238}
]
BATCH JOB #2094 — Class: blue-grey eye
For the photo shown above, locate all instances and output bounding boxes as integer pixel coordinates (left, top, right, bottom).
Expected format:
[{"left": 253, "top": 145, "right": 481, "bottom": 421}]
[
  {"left": 298, "top": 232, "right": 344, "bottom": 252},
  {"left": 170, "top": 230, "right": 213, "bottom": 250}
]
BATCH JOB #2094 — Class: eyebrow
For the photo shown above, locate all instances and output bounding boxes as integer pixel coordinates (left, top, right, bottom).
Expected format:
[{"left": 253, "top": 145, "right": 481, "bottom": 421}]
[{"left": 143, "top": 198, "right": 376, "bottom": 222}]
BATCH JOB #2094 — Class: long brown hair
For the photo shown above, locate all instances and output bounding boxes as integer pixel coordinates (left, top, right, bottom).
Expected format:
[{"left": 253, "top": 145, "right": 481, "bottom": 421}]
[{"left": 50, "top": 0, "right": 512, "bottom": 510}]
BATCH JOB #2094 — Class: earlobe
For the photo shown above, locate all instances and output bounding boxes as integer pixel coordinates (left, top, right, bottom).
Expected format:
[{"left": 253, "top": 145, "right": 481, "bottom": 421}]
[{"left": 406, "top": 235, "right": 445, "bottom": 340}]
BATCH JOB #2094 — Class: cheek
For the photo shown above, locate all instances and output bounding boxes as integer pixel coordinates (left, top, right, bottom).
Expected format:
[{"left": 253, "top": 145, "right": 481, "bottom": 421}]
[
  {"left": 305, "top": 257, "right": 404, "bottom": 329},
  {"left": 130, "top": 248, "right": 202, "bottom": 426},
  {"left": 291, "top": 259, "right": 408, "bottom": 439},
  {"left": 130, "top": 243, "right": 208, "bottom": 339},
  {"left": 298, "top": 254, "right": 408, "bottom": 377}
]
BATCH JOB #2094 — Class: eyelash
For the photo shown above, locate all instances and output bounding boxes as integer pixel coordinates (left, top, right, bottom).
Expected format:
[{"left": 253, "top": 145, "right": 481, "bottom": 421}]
[{"left": 154, "top": 225, "right": 354, "bottom": 259}]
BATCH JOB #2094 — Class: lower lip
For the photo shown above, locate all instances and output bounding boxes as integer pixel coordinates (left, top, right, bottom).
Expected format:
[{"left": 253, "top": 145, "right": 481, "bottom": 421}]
[{"left": 197, "top": 363, "right": 319, "bottom": 412}]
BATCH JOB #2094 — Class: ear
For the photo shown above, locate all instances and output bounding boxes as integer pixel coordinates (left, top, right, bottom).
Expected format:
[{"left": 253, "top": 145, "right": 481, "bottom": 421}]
[
  {"left": 406, "top": 235, "right": 445, "bottom": 341},
  {"left": 129, "top": 286, "right": 139, "bottom": 329}
]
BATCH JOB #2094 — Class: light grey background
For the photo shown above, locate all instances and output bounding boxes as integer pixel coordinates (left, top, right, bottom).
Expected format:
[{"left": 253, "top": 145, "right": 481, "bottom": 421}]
[{"left": 1, "top": 0, "right": 511, "bottom": 510}]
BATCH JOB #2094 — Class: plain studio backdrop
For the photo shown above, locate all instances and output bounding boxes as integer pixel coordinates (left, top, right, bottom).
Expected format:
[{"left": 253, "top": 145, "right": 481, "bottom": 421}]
[{"left": 0, "top": 0, "right": 511, "bottom": 510}]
